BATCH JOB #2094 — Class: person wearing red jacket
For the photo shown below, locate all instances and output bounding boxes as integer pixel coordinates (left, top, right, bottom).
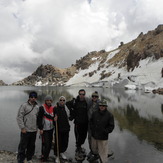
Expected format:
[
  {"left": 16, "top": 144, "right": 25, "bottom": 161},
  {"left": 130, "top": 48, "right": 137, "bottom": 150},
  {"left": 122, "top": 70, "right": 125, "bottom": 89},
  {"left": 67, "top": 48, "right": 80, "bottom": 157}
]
[{"left": 37, "top": 95, "right": 54, "bottom": 162}]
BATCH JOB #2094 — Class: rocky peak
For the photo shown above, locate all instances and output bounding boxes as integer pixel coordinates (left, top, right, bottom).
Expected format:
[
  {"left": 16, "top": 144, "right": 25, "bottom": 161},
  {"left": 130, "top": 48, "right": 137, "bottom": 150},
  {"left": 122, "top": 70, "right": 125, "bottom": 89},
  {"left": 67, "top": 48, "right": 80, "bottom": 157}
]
[
  {"left": 12, "top": 64, "right": 76, "bottom": 86},
  {"left": 0, "top": 80, "right": 7, "bottom": 86}
]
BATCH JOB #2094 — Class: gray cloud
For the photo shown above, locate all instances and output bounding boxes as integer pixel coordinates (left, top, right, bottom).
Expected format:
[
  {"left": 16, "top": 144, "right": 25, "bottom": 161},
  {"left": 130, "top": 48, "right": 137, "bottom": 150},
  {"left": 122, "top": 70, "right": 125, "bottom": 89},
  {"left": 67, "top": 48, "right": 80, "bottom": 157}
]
[{"left": 0, "top": 0, "right": 163, "bottom": 84}]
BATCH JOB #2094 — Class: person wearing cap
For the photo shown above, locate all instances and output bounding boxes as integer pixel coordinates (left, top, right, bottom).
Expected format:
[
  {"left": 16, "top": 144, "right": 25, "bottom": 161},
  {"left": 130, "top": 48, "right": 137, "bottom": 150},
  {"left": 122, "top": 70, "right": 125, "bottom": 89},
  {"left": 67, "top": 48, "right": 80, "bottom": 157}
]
[
  {"left": 90, "top": 99, "right": 114, "bottom": 163},
  {"left": 37, "top": 95, "right": 54, "bottom": 162},
  {"left": 87, "top": 91, "right": 100, "bottom": 161},
  {"left": 53, "top": 96, "right": 70, "bottom": 163},
  {"left": 17, "top": 91, "right": 39, "bottom": 163}
]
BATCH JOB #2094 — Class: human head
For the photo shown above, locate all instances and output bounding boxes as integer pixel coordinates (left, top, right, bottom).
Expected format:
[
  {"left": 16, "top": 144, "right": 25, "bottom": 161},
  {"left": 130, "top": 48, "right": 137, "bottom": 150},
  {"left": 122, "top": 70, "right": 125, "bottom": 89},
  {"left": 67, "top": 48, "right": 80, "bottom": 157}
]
[
  {"left": 59, "top": 96, "right": 66, "bottom": 106},
  {"left": 99, "top": 99, "right": 107, "bottom": 111},
  {"left": 92, "top": 91, "right": 99, "bottom": 101},
  {"left": 78, "top": 89, "right": 86, "bottom": 101},
  {"left": 44, "top": 95, "right": 53, "bottom": 106},
  {"left": 29, "top": 91, "right": 37, "bottom": 98},
  {"left": 29, "top": 91, "right": 37, "bottom": 104}
]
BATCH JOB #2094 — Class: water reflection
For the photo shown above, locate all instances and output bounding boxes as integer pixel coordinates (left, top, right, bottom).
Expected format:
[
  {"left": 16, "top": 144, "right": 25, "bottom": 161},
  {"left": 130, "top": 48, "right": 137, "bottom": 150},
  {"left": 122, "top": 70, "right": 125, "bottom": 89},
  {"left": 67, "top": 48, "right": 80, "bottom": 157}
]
[
  {"left": 112, "top": 104, "right": 163, "bottom": 151},
  {"left": 0, "top": 86, "right": 163, "bottom": 163}
]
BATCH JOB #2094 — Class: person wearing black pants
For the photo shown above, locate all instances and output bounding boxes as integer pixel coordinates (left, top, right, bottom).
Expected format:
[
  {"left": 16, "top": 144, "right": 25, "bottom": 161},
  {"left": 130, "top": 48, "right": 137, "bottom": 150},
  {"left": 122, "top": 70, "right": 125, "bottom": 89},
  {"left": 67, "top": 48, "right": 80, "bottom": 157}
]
[
  {"left": 74, "top": 123, "right": 88, "bottom": 151},
  {"left": 66, "top": 89, "right": 88, "bottom": 160},
  {"left": 53, "top": 96, "right": 70, "bottom": 163},
  {"left": 41, "top": 129, "right": 53, "bottom": 161},
  {"left": 18, "top": 132, "right": 37, "bottom": 162},
  {"left": 17, "top": 91, "right": 39, "bottom": 163},
  {"left": 37, "top": 95, "right": 55, "bottom": 162}
]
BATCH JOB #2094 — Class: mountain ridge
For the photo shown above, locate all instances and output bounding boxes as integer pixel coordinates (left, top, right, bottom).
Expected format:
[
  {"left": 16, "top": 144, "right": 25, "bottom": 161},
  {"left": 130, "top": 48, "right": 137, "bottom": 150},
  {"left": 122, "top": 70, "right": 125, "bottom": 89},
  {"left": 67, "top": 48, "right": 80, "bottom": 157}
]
[{"left": 8, "top": 24, "right": 163, "bottom": 90}]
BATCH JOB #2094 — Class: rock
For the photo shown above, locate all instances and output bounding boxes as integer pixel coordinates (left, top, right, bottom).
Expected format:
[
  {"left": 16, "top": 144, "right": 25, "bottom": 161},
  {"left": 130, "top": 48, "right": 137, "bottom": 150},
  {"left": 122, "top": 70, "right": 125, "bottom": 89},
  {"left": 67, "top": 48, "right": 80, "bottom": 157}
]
[
  {"left": 0, "top": 150, "right": 74, "bottom": 163},
  {"left": 152, "top": 88, "right": 163, "bottom": 94},
  {"left": 0, "top": 80, "right": 7, "bottom": 86}
]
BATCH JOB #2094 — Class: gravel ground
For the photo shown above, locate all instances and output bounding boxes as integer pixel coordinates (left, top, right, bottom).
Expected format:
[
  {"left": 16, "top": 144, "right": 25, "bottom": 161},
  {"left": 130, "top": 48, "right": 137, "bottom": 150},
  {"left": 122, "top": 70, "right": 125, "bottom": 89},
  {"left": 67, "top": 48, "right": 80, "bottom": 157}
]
[
  {"left": 0, "top": 150, "right": 56, "bottom": 163},
  {"left": 0, "top": 150, "right": 76, "bottom": 163}
]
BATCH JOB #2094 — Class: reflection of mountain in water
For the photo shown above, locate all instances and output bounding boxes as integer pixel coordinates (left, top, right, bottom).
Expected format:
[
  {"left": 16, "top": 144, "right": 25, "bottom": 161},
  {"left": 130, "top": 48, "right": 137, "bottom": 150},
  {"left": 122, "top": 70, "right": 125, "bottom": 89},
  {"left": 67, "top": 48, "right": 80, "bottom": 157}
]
[{"left": 112, "top": 104, "right": 163, "bottom": 151}]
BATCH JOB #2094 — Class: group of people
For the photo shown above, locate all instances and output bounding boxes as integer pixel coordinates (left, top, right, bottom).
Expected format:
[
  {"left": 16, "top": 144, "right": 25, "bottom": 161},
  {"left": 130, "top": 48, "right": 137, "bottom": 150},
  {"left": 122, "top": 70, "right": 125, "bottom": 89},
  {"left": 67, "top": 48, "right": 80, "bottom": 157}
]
[{"left": 16, "top": 89, "right": 115, "bottom": 163}]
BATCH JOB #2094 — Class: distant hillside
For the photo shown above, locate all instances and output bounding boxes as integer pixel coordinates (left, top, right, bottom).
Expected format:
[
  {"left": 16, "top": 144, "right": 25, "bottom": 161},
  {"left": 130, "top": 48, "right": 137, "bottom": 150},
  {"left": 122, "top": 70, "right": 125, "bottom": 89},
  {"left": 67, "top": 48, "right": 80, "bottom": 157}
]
[
  {"left": 0, "top": 80, "right": 7, "bottom": 86},
  {"left": 12, "top": 25, "right": 163, "bottom": 89},
  {"left": 12, "top": 64, "right": 76, "bottom": 86}
]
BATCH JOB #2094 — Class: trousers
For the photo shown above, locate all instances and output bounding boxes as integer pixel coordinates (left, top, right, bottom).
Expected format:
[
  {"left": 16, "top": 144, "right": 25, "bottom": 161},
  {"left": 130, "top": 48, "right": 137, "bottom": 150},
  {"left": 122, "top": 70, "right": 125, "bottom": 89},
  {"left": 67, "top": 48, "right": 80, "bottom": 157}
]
[
  {"left": 91, "top": 137, "right": 109, "bottom": 163},
  {"left": 41, "top": 129, "right": 53, "bottom": 159},
  {"left": 17, "top": 131, "right": 37, "bottom": 163}
]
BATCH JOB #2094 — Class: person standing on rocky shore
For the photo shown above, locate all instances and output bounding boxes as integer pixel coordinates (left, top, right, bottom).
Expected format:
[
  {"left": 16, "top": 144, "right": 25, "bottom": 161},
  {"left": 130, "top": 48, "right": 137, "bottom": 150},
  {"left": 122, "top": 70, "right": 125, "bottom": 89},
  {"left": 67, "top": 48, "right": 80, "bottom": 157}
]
[
  {"left": 37, "top": 95, "right": 55, "bottom": 162},
  {"left": 66, "top": 89, "right": 88, "bottom": 161},
  {"left": 87, "top": 91, "right": 100, "bottom": 161},
  {"left": 53, "top": 96, "right": 70, "bottom": 163},
  {"left": 90, "top": 99, "right": 114, "bottom": 163},
  {"left": 16, "top": 91, "right": 39, "bottom": 163}
]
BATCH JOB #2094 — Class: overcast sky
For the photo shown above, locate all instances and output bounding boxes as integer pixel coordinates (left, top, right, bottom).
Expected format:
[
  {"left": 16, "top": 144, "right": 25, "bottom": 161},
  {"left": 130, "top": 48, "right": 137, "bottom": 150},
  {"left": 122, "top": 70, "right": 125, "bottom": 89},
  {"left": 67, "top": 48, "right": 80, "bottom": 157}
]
[{"left": 0, "top": 0, "right": 163, "bottom": 84}]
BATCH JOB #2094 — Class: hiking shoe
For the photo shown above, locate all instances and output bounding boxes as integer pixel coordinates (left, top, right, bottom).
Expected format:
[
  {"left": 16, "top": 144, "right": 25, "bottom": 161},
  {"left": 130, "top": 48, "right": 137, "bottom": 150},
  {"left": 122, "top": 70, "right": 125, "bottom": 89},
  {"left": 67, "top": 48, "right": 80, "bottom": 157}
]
[
  {"left": 55, "top": 157, "right": 60, "bottom": 163},
  {"left": 27, "top": 160, "right": 33, "bottom": 163},
  {"left": 108, "top": 150, "right": 114, "bottom": 157},
  {"left": 87, "top": 151, "right": 93, "bottom": 160},
  {"left": 60, "top": 153, "right": 67, "bottom": 160},
  {"left": 75, "top": 154, "right": 85, "bottom": 161},
  {"left": 87, "top": 154, "right": 99, "bottom": 162}
]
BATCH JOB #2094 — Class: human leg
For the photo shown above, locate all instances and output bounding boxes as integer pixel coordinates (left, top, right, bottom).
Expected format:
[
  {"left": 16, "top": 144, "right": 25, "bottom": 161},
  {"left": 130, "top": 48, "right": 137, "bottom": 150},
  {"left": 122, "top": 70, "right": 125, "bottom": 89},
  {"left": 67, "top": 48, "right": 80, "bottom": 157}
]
[
  {"left": 97, "top": 140, "right": 108, "bottom": 163},
  {"left": 88, "top": 137, "right": 99, "bottom": 162},
  {"left": 41, "top": 129, "right": 53, "bottom": 160},
  {"left": 26, "top": 132, "right": 37, "bottom": 161},
  {"left": 75, "top": 123, "right": 88, "bottom": 150},
  {"left": 17, "top": 132, "right": 28, "bottom": 163}
]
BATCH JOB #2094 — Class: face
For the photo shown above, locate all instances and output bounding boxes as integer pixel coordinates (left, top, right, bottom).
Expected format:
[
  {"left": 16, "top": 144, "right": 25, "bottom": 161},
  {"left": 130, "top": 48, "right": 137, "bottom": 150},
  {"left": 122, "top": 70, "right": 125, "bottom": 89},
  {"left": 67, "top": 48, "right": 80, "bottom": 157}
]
[
  {"left": 29, "top": 96, "right": 37, "bottom": 104},
  {"left": 92, "top": 95, "right": 98, "bottom": 102},
  {"left": 45, "top": 100, "right": 52, "bottom": 106},
  {"left": 79, "top": 91, "right": 85, "bottom": 100},
  {"left": 99, "top": 105, "right": 107, "bottom": 111},
  {"left": 59, "top": 98, "right": 65, "bottom": 106}
]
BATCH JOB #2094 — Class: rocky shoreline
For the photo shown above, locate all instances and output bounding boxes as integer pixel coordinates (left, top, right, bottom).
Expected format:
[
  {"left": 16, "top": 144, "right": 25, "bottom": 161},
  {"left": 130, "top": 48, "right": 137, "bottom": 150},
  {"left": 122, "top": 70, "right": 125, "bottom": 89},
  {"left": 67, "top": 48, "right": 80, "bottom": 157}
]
[
  {"left": 0, "top": 150, "right": 17, "bottom": 163},
  {"left": 0, "top": 150, "right": 55, "bottom": 163}
]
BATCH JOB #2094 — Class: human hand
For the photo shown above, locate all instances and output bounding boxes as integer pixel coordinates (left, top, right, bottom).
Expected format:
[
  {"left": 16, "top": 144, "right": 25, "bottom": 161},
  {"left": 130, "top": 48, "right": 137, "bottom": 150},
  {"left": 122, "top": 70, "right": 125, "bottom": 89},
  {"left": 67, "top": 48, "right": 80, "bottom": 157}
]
[
  {"left": 21, "top": 128, "right": 27, "bottom": 133},
  {"left": 40, "top": 130, "right": 43, "bottom": 135},
  {"left": 54, "top": 115, "right": 58, "bottom": 121}
]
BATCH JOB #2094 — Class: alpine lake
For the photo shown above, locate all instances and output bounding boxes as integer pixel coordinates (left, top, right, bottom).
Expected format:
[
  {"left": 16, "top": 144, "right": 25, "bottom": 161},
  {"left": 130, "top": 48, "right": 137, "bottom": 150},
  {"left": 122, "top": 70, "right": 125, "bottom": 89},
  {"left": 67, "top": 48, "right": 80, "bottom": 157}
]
[{"left": 0, "top": 86, "right": 163, "bottom": 163}]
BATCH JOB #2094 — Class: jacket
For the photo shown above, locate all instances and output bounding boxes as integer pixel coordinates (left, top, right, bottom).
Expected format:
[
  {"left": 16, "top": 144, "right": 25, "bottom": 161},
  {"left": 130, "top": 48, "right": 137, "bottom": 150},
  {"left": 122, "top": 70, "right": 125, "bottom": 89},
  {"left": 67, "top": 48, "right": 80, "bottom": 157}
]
[
  {"left": 87, "top": 98, "right": 100, "bottom": 121},
  {"left": 17, "top": 101, "right": 39, "bottom": 132},
  {"left": 90, "top": 109, "right": 114, "bottom": 140},
  {"left": 54, "top": 103, "right": 70, "bottom": 132},
  {"left": 37, "top": 104, "right": 54, "bottom": 131},
  {"left": 66, "top": 96, "right": 88, "bottom": 125}
]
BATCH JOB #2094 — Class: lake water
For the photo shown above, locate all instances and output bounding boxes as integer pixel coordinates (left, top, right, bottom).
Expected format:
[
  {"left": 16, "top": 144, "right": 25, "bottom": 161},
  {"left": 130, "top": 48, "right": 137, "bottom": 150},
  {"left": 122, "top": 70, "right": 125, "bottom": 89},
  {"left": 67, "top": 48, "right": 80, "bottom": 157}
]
[{"left": 0, "top": 86, "right": 163, "bottom": 163}]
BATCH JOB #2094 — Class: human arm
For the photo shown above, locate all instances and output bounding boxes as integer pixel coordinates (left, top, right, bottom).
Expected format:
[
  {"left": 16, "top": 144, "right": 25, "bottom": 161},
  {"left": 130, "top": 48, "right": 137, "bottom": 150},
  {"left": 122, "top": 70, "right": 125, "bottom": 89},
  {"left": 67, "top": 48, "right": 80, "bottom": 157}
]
[
  {"left": 105, "top": 112, "right": 115, "bottom": 134},
  {"left": 16, "top": 104, "right": 26, "bottom": 132},
  {"left": 37, "top": 106, "right": 44, "bottom": 131},
  {"left": 66, "top": 98, "right": 76, "bottom": 121}
]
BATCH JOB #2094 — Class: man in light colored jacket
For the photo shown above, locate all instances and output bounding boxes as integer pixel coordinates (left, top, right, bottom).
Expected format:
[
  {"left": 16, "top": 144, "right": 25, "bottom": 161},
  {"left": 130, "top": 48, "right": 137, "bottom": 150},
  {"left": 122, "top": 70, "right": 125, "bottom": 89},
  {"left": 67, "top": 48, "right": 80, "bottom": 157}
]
[{"left": 17, "top": 91, "right": 39, "bottom": 163}]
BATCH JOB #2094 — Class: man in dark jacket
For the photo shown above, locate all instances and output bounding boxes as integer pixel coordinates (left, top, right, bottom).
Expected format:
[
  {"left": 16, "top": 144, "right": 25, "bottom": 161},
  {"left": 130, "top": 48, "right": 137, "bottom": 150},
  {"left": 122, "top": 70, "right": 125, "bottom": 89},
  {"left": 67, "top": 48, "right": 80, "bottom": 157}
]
[
  {"left": 66, "top": 89, "right": 88, "bottom": 160},
  {"left": 87, "top": 91, "right": 100, "bottom": 160},
  {"left": 37, "top": 95, "right": 54, "bottom": 162},
  {"left": 90, "top": 99, "right": 114, "bottom": 163}
]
